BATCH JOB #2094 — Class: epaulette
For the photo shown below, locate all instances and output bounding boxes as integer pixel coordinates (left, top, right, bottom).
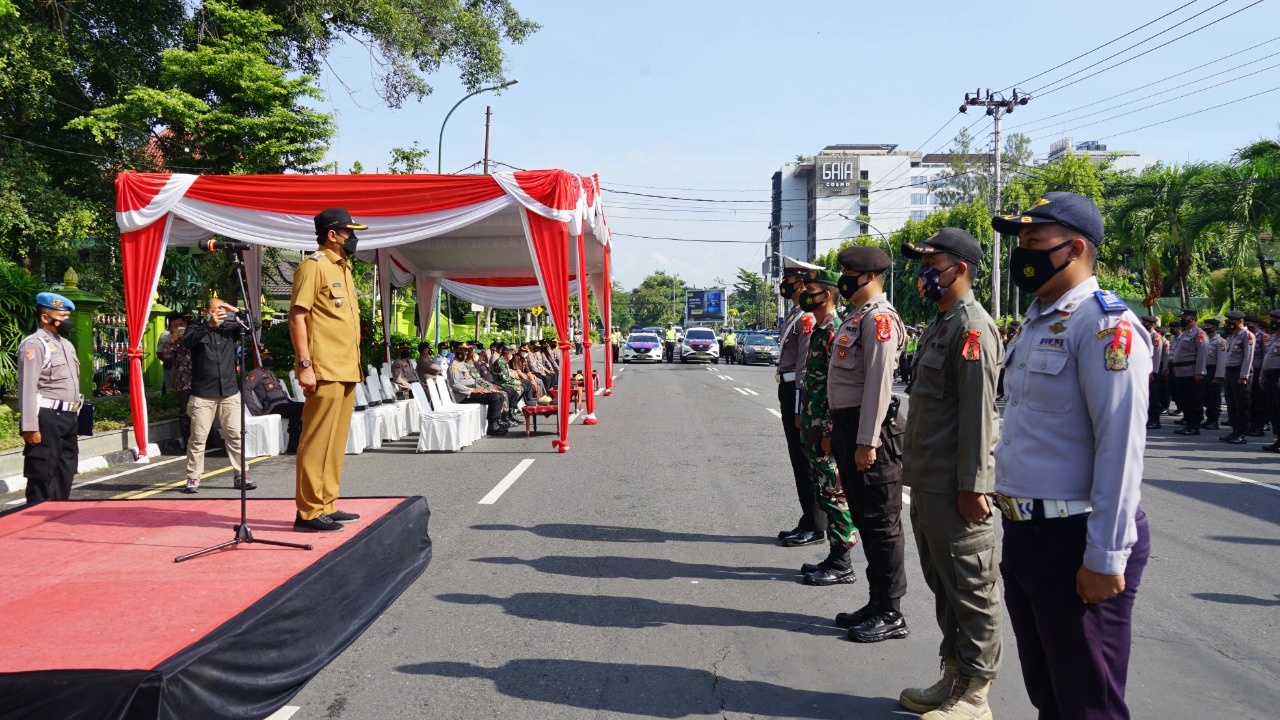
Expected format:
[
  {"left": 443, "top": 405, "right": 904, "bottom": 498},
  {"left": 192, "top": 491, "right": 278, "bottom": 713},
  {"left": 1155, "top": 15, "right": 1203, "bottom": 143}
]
[
  {"left": 1094, "top": 290, "right": 1127, "bottom": 314},
  {"left": 307, "top": 251, "right": 324, "bottom": 261}
]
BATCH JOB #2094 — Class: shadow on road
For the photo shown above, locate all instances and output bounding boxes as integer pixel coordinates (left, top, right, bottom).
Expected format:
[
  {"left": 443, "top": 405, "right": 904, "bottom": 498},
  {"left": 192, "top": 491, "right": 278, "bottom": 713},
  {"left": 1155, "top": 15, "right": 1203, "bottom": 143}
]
[
  {"left": 470, "top": 522, "right": 777, "bottom": 545},
  {"left": 471, "top": 555, "right": 798, "bottom": 582},
  {"left": 397, "top": 658, "right": 902, "bottom": 718},
  {"left": 436, "top": 591, "right": 834, "bottom": 634},
  {"left": 1191, "top": 592, "right": 1280, "bottom": 606},
  {"left": 1144, "top": 478, "right": 1279, "bottom": 527},
  {"left": 1206, "top": 535, "right": 1280, "bottom": 546}
]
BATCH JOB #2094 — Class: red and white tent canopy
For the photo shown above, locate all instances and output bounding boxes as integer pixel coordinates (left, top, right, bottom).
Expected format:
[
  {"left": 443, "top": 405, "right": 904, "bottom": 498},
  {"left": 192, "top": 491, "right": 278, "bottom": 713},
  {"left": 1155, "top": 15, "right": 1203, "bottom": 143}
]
[{"left": 115, "top": 169, "right": 615, "bottom": 458}]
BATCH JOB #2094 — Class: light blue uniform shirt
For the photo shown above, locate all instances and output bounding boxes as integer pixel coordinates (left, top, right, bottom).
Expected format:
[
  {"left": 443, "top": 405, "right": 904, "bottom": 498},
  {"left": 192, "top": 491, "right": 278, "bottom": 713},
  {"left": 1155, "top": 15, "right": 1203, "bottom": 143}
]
[{"left": 996, "top": 276, "right": 1152, "bottom": 576}]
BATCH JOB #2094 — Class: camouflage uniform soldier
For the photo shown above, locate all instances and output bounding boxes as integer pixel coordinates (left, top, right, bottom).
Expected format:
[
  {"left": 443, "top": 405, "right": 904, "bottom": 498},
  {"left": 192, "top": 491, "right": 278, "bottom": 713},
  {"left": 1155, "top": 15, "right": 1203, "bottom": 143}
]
[
  {"left": 798, "top": 267, "right": 858, "bottom": 586},
  {"left": 491, "top": 344, "right": 523, "bottom": 421}
]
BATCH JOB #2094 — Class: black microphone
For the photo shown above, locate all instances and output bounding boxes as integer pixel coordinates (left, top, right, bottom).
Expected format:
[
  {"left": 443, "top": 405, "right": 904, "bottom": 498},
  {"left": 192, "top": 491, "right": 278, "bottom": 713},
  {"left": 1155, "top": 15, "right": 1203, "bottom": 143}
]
[{"left": 198, "top": 238, "right": 253, "bottom": 253}]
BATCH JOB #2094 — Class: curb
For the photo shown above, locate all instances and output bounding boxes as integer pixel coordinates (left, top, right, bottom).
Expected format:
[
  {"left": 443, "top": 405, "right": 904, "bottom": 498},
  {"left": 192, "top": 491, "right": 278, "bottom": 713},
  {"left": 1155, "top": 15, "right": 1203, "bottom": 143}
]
[{"left": 1, "top": 443, "right": 164, "bottom": 497}]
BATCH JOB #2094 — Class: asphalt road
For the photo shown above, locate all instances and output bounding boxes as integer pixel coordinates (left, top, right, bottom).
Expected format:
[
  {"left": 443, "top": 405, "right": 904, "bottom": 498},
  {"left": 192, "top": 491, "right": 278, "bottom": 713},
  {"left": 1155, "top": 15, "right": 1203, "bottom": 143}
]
[{"left": 6, "top": 349, "right": 1279, "bottom": 719}]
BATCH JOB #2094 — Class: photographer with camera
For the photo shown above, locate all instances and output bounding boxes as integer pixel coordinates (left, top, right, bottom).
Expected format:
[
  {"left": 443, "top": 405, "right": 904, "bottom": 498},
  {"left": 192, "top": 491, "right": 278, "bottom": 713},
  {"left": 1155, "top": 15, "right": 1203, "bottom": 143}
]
[{"left": 179, "top": 297, "right": 256, "bottom": 493}]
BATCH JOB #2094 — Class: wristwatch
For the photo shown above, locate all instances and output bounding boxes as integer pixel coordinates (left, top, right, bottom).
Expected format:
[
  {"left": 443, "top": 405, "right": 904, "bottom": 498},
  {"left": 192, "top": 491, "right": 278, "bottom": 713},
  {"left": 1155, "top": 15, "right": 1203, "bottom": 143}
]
[{"left": 298, "top": 358, "right": 312, "bottom": 369}]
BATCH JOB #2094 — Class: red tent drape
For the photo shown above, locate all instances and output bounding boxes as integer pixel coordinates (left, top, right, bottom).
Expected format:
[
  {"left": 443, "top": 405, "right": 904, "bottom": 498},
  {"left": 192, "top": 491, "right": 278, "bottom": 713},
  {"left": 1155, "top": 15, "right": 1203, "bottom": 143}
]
[
  {"left": 577, "top": 231, "right": 597, "bottom": 424},
  {"left": 601, "top": 247, "right": 614, "bottom": 395},
  {"left": 522, "top": 210, "right": 574, "bottom": 452},
  {"left": 119, "top": 219, "right": 169, "bottom": 460}
]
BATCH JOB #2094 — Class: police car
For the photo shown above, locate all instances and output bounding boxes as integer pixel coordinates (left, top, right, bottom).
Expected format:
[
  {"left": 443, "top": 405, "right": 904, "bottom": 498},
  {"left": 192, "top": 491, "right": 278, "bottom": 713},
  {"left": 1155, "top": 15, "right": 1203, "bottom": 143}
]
[
  {"left": 680, "top": 327, "right": 721, "bottom": 364},
  {"left": 620, "top": 333, "right": 663, "bottom": 363},
  {"left": 737, "top": 334, "right": 780, "bottom": 366}
]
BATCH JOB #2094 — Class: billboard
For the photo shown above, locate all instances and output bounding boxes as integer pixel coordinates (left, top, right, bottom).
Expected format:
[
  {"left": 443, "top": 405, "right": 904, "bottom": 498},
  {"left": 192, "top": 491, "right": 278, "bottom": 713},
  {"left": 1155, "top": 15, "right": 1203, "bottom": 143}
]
[
  {"left": 685, "top": 288, "right": 726, "bottom": 323},
  {"left": 815, "top": 153, "right": 862, "bottom": 198}
]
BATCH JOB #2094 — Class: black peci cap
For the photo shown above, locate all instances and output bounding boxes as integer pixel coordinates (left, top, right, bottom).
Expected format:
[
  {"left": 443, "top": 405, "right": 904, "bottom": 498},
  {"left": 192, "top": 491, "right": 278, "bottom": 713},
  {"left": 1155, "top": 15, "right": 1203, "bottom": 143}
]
[
  {"left": 314, "top": 208, "right": 368, "bottom": 235},
  {"left": 991, "top": 191, "right": 1104, "bottom": 245},
  {"left": 837, "top": 245, "right": 892, "bottom": 273},
  {"left": 1140, "top": 315, "right": 1159, "bottom": 325},
  {"left": 1226, "top": 310, "right": 1246, "bottom": 321},
  {"left": 1180, "top": 308, "right": 1197, "bottom": 317},
  {"left": 901, "top": 227, "right": 984, "bottom": 267},
  {"left": 1204, "top": 318, "right": 1220, "bottom": 326}
]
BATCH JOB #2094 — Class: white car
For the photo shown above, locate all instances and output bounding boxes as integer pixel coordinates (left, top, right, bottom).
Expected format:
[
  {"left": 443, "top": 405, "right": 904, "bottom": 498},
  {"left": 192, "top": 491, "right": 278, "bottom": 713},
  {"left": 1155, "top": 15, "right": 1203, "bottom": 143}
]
[
  {"left": 680, "top": 327, "right": 720, "bottom": 364},
  {"left": 621, "top": 333, "right": 663, "bottom": 363}
]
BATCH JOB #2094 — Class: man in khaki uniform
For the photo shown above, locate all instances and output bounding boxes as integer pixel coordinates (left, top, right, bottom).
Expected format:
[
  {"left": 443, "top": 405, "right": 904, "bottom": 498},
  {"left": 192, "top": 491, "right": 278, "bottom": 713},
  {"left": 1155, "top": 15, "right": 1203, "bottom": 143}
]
[
  {"left": 17, "top": 292, "right": 83, "bottom": 505},
  {"left": 897, "top": 229, "right": 1003, "bottom": 719},
  {"left": 289, "top": 208, "right": 366, "bottom": 532},
  {"left": 827, "top": 245, "right": 909, "bottom": 643}
]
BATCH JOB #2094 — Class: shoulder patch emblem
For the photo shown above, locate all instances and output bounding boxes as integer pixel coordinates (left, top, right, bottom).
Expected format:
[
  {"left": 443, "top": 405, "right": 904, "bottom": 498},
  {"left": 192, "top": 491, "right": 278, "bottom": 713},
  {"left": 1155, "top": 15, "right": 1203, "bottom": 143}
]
[
  {"left": 25, "top": 349, "right": 35, "bottom": 361},
  {"left": 874, "top": 314, "right": 892, "bottom": 342},
  {"left": 1096, "top": 327, "right": 1117, "bottom": 339},
  {"left": 1094, "top": 290, "right": 1127, "bottom": 313},
  {"left": 801, "top": 315, "right": 815, "bottom": 335},
  {"left": 961, "top": 330, "right": 981, "bottom": 361},
  {"left": 1104, "top": 319, "right": 1135, "bottom": 371}
]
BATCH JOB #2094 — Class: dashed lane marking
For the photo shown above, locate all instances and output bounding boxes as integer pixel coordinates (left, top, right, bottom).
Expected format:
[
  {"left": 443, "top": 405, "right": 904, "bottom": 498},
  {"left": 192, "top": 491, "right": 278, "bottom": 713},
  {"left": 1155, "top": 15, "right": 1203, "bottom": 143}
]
[
  {"left": 1201, "top": 469, "right": 1280, "bottom": 493},
  {"left": 479, "top": 459, "right": 535, "bottom": 505},
  {"left": 768, "top": 409, "right": 783, "bottom": 419},
  {"left": 733, "top": 387, "right": 748, "bottom": 396},
  {"left": 742, "top": 388, "right": 759, "bottom": 396},
  {"left": 264, "top": 707, "right": 300, "bottom": 720}
]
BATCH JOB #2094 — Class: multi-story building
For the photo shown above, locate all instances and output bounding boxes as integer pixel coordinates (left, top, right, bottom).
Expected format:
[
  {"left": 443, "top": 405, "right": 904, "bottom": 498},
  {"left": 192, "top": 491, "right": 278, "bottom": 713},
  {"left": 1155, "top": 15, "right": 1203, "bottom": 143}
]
[
  {"left": 1043, "top": 137, "right": 1158, "bottom": 174},
  {"left": 767, "top": 144, "right": 989, "bottom": 279}
]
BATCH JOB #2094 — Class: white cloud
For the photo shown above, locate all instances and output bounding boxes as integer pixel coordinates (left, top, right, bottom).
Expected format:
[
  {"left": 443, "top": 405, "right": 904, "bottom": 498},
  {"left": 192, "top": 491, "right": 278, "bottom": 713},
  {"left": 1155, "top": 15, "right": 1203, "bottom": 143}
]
[{"left": 650, "top": 251, "right": 673, "bottom": 267}]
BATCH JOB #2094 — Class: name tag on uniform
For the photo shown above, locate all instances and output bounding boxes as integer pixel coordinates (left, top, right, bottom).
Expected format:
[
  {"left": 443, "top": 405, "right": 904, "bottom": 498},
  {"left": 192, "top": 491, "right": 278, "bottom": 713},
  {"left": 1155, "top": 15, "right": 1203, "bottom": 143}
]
[
  {"left": 1038, "top": 337, "right": 1065, "bottom": 349},
  {"left": 332, "top": 282, "right": 343, "bottom": 288}
]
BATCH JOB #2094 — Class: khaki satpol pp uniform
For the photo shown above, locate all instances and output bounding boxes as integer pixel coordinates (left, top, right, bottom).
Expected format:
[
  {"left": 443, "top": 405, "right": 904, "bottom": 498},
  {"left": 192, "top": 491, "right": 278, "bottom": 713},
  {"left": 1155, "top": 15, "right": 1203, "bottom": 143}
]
[{"left": 291, "top": 246, "right": 362, "bottom": 521}]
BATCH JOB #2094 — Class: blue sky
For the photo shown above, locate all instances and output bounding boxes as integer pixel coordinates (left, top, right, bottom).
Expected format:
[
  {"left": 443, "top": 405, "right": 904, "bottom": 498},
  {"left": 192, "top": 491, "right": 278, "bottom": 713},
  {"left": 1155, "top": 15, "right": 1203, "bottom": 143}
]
[{"left": 314, "top": 0, "right": 1280, "bottom": 290}]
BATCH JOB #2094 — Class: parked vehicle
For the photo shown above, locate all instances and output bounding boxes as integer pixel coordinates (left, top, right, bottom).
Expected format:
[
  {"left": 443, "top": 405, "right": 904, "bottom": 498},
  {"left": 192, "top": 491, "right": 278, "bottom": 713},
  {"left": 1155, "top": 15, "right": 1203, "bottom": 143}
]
[
  {"left": 737, "top": 334, "right": 780, "bottom": 365},
  {"left": 680, "top": 327, "right": 720, "bottom": 364}
]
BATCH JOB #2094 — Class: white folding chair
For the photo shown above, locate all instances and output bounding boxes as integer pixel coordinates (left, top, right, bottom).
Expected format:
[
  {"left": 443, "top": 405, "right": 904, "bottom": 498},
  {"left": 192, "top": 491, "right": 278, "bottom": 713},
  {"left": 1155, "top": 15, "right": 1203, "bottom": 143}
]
[
  {"left": 288, "top": 370, "right": 305, "bottom": 402},
  {"left": 409, "top": 382, "right": 463, "bottom": 451},
  {"left": 364, "top": 374, "right": 404, "bottom": 441},
  {"left": 433, "top": 374, "right": 486, "bottom": 438},
  {"left": 378, "top": 371, "right": 416, "bottom": 430},
  {"left": 353, "top": 382, "right": 383, "bottom": 449},
  {"left": 426, "top": 376, "right": 483, "bottom": 444}
]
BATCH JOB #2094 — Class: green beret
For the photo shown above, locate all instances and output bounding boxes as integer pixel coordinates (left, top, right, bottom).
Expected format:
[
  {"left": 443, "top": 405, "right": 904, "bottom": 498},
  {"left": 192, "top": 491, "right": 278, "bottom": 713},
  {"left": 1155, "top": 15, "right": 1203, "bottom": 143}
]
[{"left": 803, "top": 268, "right": 841, "bottom": 288}]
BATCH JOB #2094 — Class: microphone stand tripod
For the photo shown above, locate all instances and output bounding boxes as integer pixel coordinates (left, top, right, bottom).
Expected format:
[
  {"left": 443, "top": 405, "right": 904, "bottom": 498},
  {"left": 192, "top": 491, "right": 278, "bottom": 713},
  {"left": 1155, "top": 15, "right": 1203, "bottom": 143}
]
[{"left": 176, "top": 249, "right": 312, "bottom": 562}]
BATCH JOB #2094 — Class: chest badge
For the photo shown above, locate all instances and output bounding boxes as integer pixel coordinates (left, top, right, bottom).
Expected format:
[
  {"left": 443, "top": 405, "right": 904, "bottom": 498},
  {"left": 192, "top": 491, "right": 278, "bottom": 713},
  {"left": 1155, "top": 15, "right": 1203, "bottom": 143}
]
[
  {"left": 837, "top": 347, "right": 848, "bottom": 360},
  {"left": 1050, "top": 322, "right": 1068, "bottom": 334},
  {"left": 335, "top": 297, "right": 344, "bottom": 307},
  {"left": 835, "top": 334, "right": 852, "bottom": 346}
]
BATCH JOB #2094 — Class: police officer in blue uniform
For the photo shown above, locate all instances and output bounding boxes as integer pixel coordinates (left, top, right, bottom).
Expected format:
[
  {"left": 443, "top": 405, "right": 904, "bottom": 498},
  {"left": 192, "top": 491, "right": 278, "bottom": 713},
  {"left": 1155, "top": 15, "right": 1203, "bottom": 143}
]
[
  {"left": 991, "top": 192, "right": 1152, "bottom": 720},
  {"left": 16, "top": 292, "right": 83, "bottom": 505}
]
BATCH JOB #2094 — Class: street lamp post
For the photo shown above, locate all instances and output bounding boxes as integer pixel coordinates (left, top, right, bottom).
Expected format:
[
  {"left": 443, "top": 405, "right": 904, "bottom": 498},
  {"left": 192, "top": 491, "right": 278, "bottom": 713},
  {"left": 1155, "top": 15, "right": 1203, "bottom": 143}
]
[
  {"left": 839, "top": 215, "right": 895, "bottom": 306},
  {"left": 436, "top": 79, "right": 518, "bottom": 174}
]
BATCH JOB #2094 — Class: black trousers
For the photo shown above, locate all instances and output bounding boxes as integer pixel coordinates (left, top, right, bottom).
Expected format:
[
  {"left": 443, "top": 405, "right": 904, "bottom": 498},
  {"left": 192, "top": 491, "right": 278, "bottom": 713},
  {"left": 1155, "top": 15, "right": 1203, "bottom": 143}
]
[
  {"left": 830, "top": 407, "right": 907, "bottom": 609},
  {"left": 1157, "top": 371, "right": 1171, "bottom": 411},
  {"left": 1264, "top": 368, "right": 1280, "bottom": 440},
  {"left": 1225, "top": 366, "right": 1251, "bottom": 435},
  {"left": 1146, "top": 374, "right": 1162, "bottom": 426},
  {"left": 664, "top": 341, "right": 675, "bottom": 362},
  {"left": 612, "top": 343, "right": 619, "bottom": 363},
  {"left": 267, "top": 400, "right": 304, "bottom": 452},
  {"left": 23, "top": 408, "right": 79, "bottom": 505},
  {"left": 1002, "top": 509, "right": 1149, "bottom": 720},
  {"left": 778, "top": 380, "right": 825, "bottom": 535},
  {"left": 1250, "top": 369, "right": 1269, "bottom": 430},
  {"left": 462, "top": 392, "right": 504, "bottom": 424},
  {"left": 1173, "top": 375, "right": 1203, "bottom": 428},
  {"left": 1203, "top": 365, "right": 1221, "bottom": 424}
]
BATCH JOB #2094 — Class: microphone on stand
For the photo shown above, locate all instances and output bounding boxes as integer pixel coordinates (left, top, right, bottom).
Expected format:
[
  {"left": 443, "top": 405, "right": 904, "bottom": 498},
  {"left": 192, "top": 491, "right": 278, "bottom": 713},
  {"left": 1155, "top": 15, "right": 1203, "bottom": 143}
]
[{"left": 198, "top": 238, "right": 253, "bottom": 253}]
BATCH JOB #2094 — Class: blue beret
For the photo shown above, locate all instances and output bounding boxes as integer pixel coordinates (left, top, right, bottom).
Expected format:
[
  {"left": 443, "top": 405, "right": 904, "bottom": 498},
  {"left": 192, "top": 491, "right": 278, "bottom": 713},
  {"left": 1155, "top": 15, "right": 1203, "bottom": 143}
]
[
  {"left": 991, "top": 191, "right": 1105, "bottom": 245},
  {"left": 36, "top": 292, "right": 75, "bottom": 312}
]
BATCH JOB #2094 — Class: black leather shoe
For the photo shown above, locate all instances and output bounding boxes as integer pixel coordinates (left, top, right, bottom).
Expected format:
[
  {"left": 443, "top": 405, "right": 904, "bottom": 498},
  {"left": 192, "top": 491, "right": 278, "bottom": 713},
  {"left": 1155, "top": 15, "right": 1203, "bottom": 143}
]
[
  {"left": 835, "top": 604, "right": 877, "bottom": 629},
  {"left": 293, "top": 514, "right": 344, "bottom": 533},
  {"left": 488, "top": 424, "right": 509, "bottom": 436},
  {"left": 847, "top": 610, "right": 910, "bottom": 643},
  {"left": 1229, "top": 435, "right": 1249, "bottom": 445},
  {"left": 1262, "top": 442, "right": 1280, "bottom": 453},
  {"left": 1248, "top": 429, "right": 1266, "bottom": 437},
  {"left": 781, "top": 530, "right": 823, "bottom": 547},
  {"left": 327, "top": 509, "right": 361, "bottom": 523},
  {"left": 1220, "top": 433, "right": 1239, "bottom": 442},
  {"left": 1146, "top": 422, "right": 1162, "bottom": 430},
  {"left": 1201, "top": 421, "right": 1220, "bottom": 430},
  {"left": 804, "top": 566, "right": 857, "bottom": 586},
  {"left": 1174, "top": 427, "right": 1200, "bottom": 436},
  {"left": 1173, "top": 418, "right": 1186, "bottom": 425},
  {"left": 778, "top": 526, "right": 803, "bottom": 540}
]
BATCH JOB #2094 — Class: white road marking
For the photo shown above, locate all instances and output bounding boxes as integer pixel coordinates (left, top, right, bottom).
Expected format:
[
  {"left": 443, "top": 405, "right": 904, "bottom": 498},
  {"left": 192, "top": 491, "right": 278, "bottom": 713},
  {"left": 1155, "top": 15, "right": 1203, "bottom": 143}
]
[
  {"left": 479, "top": 459, "right": 536, "bottom": 504},
  {"left": 733, "top": 387, "right": 748, "bottom": 395},
  {"left": 743, "top": 388, "right": 759, "bottom": 396},
  {"left": 722, "top": 376, "right": 734, "bottom": 381},
  {"left": 768, "top": 408, "right": 783, "bottom": 419},
  {"left": 6, "top": 455, "right": 188, "bottom": 506},
  {"left": 263, "top": 707, "right": 300, "bottom": 720},
  {"left": 1201, "top": 469, "right": 1280, "bottom": 493},
  {"left": 902, "top": 487, "right": 911, "bottom": 506}
]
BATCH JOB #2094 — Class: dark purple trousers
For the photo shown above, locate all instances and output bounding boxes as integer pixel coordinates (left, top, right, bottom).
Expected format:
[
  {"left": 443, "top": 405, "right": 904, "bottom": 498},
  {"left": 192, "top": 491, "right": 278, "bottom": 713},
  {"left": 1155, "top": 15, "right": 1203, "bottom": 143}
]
[{"left": 1001, "top": 508, "right": 1150, "bottom": 720}]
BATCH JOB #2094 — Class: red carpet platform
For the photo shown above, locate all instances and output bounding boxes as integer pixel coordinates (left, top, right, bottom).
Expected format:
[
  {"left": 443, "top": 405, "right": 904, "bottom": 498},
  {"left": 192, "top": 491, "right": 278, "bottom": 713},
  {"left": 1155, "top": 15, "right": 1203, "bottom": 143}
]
[{"left": 0, "top": 496, "right": 431, "bottom": 720}]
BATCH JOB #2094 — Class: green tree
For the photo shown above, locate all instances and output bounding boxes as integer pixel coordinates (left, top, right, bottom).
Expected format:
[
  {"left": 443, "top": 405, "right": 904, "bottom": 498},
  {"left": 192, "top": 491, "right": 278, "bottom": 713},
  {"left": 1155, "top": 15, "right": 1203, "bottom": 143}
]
[
  {"left": 388, "top": 141, "right": 430, "bottom": 174},
  {"left": 728, "top": 268, "right": 777, "bottom": 329},
  {"left": 627, "top": 271, "right": 687, "bottom": 327}
]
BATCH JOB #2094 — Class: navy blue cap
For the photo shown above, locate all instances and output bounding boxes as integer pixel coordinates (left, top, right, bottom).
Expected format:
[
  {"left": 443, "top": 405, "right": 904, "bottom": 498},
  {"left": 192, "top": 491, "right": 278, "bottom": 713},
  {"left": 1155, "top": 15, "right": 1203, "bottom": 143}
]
[
  {"left": 1226, "top": 310, "right": 1246, "bottom": 321},
  {"left": 991, "top": 191, "right": 1104, "bottom": 245},
  {"left": 36, "top": 292, "right": 75, "bottom": 311},
  {"left": 902, "top": 227, "right": 984, "bottom": 266}
]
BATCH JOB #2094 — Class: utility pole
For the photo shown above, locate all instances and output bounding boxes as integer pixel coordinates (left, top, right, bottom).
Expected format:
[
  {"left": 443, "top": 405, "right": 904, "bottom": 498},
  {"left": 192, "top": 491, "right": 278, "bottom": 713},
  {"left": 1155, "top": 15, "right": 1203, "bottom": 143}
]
[
  {"left": 483, "top": 105, "right": 492, "bottom": 174},
  {"left": 960, "top": 88, "right": 1029, "bottom": 320}
]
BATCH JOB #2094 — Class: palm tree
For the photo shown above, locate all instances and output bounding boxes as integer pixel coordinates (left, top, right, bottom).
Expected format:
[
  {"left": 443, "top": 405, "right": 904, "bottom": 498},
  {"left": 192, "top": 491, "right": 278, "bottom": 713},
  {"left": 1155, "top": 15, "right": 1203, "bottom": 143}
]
[{"left": 1110, "top": 163, "right": 1215, "bottom": 308}]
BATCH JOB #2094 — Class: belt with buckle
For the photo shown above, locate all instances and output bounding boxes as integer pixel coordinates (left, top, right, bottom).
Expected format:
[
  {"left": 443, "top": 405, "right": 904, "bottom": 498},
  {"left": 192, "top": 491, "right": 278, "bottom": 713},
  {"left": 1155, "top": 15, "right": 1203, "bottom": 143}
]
[
  {"left": 38, "top": 397, "right": 83, "bottom": 413},
  {"left": 994, "top": 493, "right": 1092, "bottom": 522}
]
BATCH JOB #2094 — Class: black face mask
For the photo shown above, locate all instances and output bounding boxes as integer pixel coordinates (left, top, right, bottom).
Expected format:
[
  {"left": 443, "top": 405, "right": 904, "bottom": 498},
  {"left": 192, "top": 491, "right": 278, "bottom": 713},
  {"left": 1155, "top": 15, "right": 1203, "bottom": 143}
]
[
  {"left": 800, "top": 289, "right": 829, "bottom": 309},
  {"left": 837, "top": 273, "right": 865, "bottom": 301},
  {"left": 779, "top": 278, "right": 799, "bottom": 297},
  {"left": 1010, "top": 239, "right": 1074, "bottom": 294},
  {"left": 47, "top": 317, "right": 72, "bottom": 339},
  {"left": 342, "top": 232, "right": 359, "bottom": 257},
  {"left": 1182, "top": 318, "right": 1195, "bottom": 328},
  {"left": 917, "top": 265, "right": 956, "bottom": 304}
]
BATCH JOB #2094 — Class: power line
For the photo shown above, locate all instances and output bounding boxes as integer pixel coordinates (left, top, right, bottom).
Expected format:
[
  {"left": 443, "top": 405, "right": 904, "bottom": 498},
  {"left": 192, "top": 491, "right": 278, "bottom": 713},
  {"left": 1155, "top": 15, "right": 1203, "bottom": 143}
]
[
  {"left": 1032, "top": 0, "right": 1268, "bottom": 98},
  {"left": 1002, "top": 1, "right": 1202, "bottom": 91}
]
